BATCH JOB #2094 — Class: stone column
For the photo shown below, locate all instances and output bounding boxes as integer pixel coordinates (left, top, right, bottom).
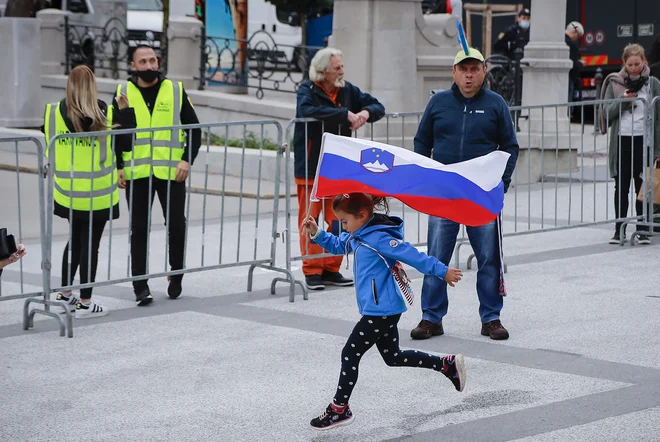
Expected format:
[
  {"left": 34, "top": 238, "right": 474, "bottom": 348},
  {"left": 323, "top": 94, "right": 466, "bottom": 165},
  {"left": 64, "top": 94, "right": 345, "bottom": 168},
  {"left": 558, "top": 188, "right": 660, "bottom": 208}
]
[
  {"left": 167, "top": 16, "right": 204, "bottom": 91},
  {"left": 0, "top": 18, "right": 42, "bottom": 127},
  {"left": 515, "top": 0, "right": 577, "bottom": 184},
  {"left": 330, "top": 0, "right": 420, "bottom": 113},
  {"left": 36, "top": 9, "right": 69, "bottom": 76},
  {"left": 521, "top": 0, "right": 573, "bottom": 131}
]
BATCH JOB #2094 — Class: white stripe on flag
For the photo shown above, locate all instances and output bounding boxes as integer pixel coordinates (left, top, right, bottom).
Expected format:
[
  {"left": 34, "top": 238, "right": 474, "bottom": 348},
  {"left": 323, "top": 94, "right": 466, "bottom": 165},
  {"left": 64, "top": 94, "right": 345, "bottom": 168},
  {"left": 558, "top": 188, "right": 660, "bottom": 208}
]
[{"left": 321, "top": 133, "right": 510, "bottom": 192}]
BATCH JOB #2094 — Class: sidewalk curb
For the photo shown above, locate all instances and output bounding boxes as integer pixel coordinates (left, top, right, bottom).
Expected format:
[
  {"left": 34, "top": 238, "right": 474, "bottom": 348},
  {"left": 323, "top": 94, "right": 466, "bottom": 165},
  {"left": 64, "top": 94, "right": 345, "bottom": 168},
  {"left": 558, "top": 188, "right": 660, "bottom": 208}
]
[{"left": 0, "top": 163, "right": 279, "bottom": 200}]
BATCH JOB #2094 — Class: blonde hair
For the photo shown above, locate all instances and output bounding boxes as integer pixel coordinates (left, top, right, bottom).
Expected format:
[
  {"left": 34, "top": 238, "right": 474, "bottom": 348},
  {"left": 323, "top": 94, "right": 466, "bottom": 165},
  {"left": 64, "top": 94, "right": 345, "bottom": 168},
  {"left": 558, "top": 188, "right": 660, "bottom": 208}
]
[
  {"left": 309, "top": 47, "right": 343, "bottom": 83},
  {"left": 65, "top": 65, "right": 108, "bottom": 133},
  {"left": 622, "top": 43, "right": 646, "bottom": 62}
]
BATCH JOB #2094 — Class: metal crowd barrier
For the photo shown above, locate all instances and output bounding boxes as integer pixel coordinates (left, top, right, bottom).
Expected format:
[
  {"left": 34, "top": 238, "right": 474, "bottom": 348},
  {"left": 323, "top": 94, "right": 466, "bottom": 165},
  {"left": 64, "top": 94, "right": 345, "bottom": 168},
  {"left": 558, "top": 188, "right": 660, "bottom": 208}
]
[
  {"left": 19, "top": 120, "right": 297, "bottom": 337},
  {"left": 0, "top": 137, "right": 58, "bottom": 332},
  {"left": 3, "top": 96, "right": 659, "bottom": 331},
  {"left": 276, "top": 97, "right": 658, "bottom": 297},
  {"left": 621, "top": 95, "right": 660, "bottom": 240}
]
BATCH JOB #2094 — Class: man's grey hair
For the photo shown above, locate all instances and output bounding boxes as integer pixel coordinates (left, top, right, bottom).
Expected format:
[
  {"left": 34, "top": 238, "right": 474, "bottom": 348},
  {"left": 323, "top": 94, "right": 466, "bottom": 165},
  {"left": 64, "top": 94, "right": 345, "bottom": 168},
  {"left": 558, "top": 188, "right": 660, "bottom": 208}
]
[{"left": 309, "top": 47, "right": 343, "bottom": 83}]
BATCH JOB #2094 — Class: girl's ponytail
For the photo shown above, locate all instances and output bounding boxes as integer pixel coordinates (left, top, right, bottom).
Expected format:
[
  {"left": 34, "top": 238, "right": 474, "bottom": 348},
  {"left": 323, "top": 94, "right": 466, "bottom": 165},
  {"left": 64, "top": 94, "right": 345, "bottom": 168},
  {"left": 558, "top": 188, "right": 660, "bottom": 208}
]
[{"left": 332, "top": 193, "right": 390, "bottom": 216}]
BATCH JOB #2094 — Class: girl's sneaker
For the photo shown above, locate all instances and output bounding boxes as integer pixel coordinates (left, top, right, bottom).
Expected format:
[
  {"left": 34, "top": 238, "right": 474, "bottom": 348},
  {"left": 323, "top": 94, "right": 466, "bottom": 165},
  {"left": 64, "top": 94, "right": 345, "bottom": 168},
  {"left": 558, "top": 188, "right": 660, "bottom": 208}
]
[
  {"left": 310, "top": 404, "right": 354, "bottom": 430},
  {"left": 56, "top": 293, "right": 79, "bottom": 311},
  {"left": 442, "top": 354, "right": 467, "bottom": 392},
  {"left": 75, "top": 301, "right": 109, "bottom": 319}
]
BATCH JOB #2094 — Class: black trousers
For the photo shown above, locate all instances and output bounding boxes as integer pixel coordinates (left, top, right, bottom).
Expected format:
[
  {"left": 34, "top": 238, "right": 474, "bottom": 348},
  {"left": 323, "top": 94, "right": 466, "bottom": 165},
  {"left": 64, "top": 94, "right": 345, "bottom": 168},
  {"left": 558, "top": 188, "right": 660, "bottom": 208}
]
[
  {"left": 334, "top": 314, "right": 444, "bottom": 406},
  {"left": 61, "top": 218, "right": 107, "bottom": 299},
  {"left": 614, "top": 136, "right": 646, "bottom": 233},
  {"left": 125, "top": 176, "right": 187, "bottom": 293}
]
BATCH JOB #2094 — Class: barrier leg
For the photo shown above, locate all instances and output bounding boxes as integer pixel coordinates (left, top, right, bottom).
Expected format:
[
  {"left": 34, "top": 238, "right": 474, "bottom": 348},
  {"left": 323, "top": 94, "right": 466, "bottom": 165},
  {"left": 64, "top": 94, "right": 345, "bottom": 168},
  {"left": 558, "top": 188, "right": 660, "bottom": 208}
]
[
  {"left": 252, "top": 264, "right": 307, "bottom": 302},
  {"left": 23, "top": 298, "right": 72, "bottom": 337}
]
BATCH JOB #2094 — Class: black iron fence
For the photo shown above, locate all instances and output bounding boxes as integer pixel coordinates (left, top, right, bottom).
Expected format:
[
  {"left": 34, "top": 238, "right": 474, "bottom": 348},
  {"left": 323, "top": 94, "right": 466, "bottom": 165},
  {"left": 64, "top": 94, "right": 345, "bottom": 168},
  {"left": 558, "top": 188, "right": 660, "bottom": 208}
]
[
  {"left": 199, "top": 29, "right": 325, "bottom": 99},
  {"left": 64, "top": 17, "right": 167, "bottom": 79},
  {"left": 64, "top": 16, "right": 129, "bottom": 79}
]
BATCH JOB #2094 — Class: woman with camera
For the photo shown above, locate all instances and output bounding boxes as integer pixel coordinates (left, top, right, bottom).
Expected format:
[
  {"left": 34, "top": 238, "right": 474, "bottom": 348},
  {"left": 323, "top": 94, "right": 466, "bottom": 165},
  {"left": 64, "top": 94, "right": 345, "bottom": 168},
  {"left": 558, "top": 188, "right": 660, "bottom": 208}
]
[
  {"left": 42, "top": 65, "right": 135, "bottom": 318},
  {"left": 603, "top": 43, "right": 660, "bottom": 245}
]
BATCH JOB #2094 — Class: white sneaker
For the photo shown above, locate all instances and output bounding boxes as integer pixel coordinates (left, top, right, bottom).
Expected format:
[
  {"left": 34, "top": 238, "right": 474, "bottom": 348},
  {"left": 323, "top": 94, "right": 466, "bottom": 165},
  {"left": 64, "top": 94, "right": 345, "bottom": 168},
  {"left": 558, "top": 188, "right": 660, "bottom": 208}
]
[
  {"left": 56, "top": 293, "right": 79, "bottom": 311},
  {"left": 75, "top": 301, "right": 109, "bottom": 319}
]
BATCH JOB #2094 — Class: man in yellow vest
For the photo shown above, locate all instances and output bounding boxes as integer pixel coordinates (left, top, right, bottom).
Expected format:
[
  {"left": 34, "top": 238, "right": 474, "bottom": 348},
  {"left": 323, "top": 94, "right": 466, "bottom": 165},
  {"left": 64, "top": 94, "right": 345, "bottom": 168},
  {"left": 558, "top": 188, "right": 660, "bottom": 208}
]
[{"left": 115, "top": 45, "right": 201, "bottom": 306}]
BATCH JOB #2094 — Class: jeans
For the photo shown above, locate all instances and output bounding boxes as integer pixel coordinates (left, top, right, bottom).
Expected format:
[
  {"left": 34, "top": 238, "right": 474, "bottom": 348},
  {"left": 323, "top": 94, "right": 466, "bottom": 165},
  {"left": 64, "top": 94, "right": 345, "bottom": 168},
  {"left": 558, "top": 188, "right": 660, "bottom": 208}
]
[{"left": 421, "top": 217, "right": 502, "bottom": 324}]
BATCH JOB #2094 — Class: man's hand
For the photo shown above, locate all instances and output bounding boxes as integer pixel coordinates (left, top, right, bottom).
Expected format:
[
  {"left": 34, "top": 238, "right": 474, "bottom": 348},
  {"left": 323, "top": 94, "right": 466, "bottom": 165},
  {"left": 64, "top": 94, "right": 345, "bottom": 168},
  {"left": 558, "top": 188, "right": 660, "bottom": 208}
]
[
  {"left": 356, "top": 110, "right": 370, "bottom": 128},
  {"left": 347, "top": 111, "right": 360, "bottom": 131},
  {"left": 117, "top": 169, "right": 127, "bottom": 189},
  {"left": 116, "top": 93, "right": 129, "bottom": 110},
  {"left": 175, "top": 160, "right": 189, "bottom": 182}
]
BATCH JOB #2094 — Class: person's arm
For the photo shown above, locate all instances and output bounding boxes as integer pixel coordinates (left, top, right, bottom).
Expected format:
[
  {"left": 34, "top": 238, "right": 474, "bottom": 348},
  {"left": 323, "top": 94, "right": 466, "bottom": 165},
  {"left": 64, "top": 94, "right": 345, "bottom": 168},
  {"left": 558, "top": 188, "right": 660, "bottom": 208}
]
[
  {"left": 311, "top": 229, "right": 352, "bottom": 256},
  {"left": 180, "top": 88, "right": 201, "bottom": 165},
  {"left": 494, "top": 28, "right": 514, "bottom": 54},
  {"left": 110, "top": 97, "right": 138, "bottom": 170},
  {"left": 603, "top": 82, "right": 629, "bottom": 123},
  {"left": 0, "top": 244, "right": 26, "bottom": 270},
  {"left": 375, "top": 236, "right": 448, "bottom": 280},
  {"left": 413, "top": 99, "right": 435, "bottom": 158},
  {"left": 297, "top": 84, "right": 349, "bottom": 124},
  {"left": 647, "top": 34, "right": 660, "bottom": 65},
  {"left": 351, "top": 84, "right": 386, "bottom": 122},
  {"left": 569, "top": 43, "right": 583, "bottom": 71},
  {"left": 496, "top": 99, "right": 519, "bottom": 192}
]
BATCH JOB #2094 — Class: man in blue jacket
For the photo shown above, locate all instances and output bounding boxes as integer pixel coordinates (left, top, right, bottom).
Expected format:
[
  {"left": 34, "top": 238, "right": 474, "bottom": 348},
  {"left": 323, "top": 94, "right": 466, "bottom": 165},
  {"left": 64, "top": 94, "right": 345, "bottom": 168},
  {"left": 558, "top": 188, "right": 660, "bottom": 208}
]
[
  {"left": 411, "top": 48, "right": 519, "bottom": 340},
  {"left": 294, "top": 47, "right": 386, "bottom": 291}
]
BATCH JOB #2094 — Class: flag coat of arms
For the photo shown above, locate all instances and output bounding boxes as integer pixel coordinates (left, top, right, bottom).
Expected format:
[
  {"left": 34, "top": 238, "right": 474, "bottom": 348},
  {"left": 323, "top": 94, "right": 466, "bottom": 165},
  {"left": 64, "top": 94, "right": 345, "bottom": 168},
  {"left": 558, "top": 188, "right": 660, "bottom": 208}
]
[{"left": 310, "top": 133, "right": 510, "bottom": 227}]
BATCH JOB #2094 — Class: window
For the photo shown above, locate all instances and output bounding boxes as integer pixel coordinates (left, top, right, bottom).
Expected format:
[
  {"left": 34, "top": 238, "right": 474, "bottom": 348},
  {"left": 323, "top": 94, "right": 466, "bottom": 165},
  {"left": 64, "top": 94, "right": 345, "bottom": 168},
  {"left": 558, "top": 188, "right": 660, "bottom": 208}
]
[
  {"left": 127, "top": 0, "right": 163, "bottom": 12},
  {"left": 275, "top": 0, "right": 334, "bottom": 26},
  {"left": 66, "top": 0, "right": 90, "bottom": 14}
]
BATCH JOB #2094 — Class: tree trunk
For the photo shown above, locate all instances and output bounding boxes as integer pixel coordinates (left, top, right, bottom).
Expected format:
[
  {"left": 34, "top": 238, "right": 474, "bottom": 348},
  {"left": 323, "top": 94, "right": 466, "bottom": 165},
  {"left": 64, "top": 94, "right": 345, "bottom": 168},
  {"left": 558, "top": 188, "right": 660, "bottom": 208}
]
[{"left": 4, "top": 0, "right": 36, "bottom": 17}]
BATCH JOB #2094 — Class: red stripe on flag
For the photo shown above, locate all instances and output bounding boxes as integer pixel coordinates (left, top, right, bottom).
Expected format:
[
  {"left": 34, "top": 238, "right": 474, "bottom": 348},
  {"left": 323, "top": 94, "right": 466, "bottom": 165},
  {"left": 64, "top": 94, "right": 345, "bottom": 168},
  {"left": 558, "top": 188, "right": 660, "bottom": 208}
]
[{"left": 314, "top": 177, "right": 499, "bottom": 227}]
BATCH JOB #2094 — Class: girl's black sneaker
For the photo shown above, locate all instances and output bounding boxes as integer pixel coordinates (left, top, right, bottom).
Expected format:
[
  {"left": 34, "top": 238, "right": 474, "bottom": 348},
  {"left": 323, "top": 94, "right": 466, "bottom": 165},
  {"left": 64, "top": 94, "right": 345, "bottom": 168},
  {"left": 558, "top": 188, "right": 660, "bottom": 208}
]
[
  {"left": 441, "top": 354, "right": 467, "bottom": 392},
  {"left": 310, "top": 403, "right": 354, "bottom": 430}
]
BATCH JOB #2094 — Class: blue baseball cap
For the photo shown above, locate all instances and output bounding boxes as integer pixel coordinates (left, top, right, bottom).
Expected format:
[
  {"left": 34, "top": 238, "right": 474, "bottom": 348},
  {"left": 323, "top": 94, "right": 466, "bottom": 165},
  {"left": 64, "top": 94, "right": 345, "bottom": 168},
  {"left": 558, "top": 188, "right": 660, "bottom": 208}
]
[{"left": 518, "top": 8, "right": 530, "bottom": 17}]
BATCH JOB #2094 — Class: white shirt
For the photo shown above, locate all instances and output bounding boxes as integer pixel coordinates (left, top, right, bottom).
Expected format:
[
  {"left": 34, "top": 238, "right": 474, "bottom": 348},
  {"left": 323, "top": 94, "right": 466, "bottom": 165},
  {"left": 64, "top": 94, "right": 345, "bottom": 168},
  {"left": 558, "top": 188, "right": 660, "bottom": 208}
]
[{"left": 619, "top": 82, "right": 649, "bottom": 137}]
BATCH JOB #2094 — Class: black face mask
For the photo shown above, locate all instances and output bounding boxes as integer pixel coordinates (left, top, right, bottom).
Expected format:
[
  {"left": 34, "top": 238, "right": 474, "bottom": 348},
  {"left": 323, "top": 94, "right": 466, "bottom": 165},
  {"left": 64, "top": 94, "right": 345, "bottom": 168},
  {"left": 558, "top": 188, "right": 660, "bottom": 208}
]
[{"left": 135, "top": 69, "right": 159, "bottom": 83}]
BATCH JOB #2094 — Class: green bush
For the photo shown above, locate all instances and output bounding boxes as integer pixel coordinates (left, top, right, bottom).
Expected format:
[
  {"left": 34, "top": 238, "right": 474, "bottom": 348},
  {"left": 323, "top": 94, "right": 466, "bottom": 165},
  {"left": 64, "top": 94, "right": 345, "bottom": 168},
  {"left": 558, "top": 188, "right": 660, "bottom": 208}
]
[{"left": 205, "top": 131, "right": 280, "bottom": 151}]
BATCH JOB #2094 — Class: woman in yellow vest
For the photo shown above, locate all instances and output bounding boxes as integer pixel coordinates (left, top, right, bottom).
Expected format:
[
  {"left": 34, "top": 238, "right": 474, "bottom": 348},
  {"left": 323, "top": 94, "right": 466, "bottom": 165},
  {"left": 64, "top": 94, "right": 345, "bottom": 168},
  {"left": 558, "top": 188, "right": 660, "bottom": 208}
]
[{"left": 42, "top": 65, "right": 136, "bottom": 319}]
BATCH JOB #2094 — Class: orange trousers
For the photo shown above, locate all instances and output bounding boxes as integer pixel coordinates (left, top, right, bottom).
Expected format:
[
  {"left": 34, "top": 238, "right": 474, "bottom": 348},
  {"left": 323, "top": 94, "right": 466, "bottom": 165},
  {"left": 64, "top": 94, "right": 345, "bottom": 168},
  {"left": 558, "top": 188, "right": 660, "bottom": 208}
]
[{"left": 297, "top": 182, "right": 343, "bottom": 276}]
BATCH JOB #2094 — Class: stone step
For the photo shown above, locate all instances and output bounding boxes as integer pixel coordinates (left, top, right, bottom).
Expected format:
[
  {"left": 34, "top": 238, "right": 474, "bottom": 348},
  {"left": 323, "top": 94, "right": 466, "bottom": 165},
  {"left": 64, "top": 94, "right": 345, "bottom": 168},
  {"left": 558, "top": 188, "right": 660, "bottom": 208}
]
[{"left": 544, "top": 165, "right": 612, "bottom": 183}]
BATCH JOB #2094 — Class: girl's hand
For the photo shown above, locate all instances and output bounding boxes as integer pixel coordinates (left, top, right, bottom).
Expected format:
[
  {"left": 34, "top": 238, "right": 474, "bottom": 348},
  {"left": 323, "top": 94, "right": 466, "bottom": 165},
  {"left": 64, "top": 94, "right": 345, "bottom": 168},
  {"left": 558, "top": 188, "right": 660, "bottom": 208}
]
[
  {"left": 117, "top": 93, "right": 129, "bottom": 110},
  {"left": 301, "top": 215, "right": 319, "bottom": 237},
  {"left": 444, "top": 268, "right": 463, "bottom": 287}
]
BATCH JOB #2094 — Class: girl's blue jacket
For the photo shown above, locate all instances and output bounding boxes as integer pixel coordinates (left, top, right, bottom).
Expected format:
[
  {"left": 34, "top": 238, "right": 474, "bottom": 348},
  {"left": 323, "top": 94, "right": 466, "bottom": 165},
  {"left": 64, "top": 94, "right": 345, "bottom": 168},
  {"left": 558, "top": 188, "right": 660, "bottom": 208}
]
[{"left": 312, "top": 214, "right": 449, "bottom": 316}]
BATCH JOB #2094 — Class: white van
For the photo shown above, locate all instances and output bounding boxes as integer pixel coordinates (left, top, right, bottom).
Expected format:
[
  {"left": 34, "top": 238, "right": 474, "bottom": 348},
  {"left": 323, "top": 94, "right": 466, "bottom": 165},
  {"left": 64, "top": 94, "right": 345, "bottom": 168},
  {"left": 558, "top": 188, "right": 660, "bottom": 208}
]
[
  {"left": 126, "top": 0, "right": 163, "bottom": 49},
  {"left": 248, "top": 0, "right": 302, "bottom": 57}
]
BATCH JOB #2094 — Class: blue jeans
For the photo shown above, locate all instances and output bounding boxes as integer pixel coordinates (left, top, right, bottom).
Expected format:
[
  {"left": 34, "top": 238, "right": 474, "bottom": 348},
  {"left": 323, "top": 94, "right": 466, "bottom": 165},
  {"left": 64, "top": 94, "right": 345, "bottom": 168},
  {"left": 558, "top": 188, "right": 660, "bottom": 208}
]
[{"left": 421, "top": 217, "right": 503, "bottom": 324}]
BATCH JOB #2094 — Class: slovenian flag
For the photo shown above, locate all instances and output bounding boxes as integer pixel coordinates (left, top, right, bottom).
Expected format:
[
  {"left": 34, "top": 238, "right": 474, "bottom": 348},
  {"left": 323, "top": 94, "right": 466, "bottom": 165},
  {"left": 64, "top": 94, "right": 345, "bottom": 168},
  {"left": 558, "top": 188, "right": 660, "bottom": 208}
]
[{"left": 310, "top": 134, "right": 510, "bottom": 227}]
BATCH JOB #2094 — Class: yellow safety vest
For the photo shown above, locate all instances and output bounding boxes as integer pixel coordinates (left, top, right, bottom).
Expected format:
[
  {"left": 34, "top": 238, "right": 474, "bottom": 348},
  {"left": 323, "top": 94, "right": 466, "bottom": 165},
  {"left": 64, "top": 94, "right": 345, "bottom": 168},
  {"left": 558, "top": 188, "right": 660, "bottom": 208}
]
[
  {"left": 116, "top": 79, "right": 185, "bottom": 180},
  {"left": 44, "top": 103, "right": 119, "bottom": 212}
]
